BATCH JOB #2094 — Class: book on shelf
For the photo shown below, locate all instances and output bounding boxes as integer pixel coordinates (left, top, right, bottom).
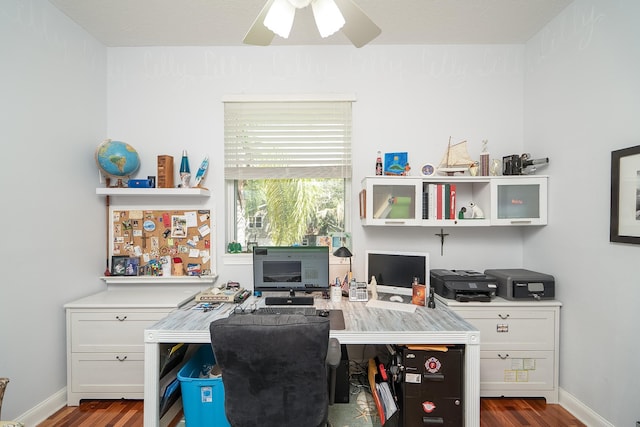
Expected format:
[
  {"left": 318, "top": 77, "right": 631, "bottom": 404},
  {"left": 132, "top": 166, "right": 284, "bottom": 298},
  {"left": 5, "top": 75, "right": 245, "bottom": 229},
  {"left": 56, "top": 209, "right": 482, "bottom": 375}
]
[
  {"left": 430, "top": 184, "right": 436, "bottom": 220},
  {"left": 449, "top": 183, "right": 457, "bottom": 219},
  {"left": 436, "top": 184, "right": 443, "bottom": 220}
]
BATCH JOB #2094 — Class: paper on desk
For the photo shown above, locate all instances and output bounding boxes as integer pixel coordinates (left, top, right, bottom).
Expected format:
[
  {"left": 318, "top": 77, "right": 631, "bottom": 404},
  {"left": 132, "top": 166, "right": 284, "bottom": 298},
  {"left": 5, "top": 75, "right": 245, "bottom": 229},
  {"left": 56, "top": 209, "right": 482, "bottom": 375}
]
[{"left": 366, "top": 299, "right": 417, "bottom": 313}]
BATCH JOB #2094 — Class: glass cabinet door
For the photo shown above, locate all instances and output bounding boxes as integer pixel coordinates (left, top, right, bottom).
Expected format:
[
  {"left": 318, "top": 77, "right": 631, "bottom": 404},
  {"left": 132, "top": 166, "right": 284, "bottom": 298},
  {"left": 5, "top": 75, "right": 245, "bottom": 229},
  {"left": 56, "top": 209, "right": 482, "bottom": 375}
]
[
  {"left": 363, "top": 178, "right": 421, "bottom": 225},
  {"left": 491, "top": 177, "right": 547, "bottom": 225}
]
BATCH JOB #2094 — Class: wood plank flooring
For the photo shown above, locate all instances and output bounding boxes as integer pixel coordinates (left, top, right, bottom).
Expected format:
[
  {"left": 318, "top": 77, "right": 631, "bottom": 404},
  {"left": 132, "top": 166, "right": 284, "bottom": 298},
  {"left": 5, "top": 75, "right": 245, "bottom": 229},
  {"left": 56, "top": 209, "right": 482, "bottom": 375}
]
[{"left": 37, "top": 398, "right": 586, "bottom": 427}]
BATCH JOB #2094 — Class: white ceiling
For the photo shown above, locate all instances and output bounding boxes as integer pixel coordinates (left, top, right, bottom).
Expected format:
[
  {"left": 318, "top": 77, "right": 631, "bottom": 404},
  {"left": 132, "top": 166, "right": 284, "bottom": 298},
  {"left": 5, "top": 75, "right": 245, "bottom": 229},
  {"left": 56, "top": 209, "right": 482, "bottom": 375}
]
[{"left": 49, "top": 0, "right": 574, "bottom": 47}]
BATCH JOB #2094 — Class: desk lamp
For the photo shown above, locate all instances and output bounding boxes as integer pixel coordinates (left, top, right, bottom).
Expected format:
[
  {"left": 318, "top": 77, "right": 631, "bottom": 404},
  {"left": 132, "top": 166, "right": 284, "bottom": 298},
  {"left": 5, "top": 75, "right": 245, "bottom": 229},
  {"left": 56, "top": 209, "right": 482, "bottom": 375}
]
[{"left": 333, "top": 246, "right": 353, "bottom": 280}]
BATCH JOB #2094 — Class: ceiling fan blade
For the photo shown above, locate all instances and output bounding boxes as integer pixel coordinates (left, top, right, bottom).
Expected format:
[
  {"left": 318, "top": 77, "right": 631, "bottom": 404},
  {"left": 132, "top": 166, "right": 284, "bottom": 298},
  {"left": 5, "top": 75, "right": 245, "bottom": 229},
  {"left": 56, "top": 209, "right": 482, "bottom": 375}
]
[
  {"left": 333, "top": 0, "right": 381, "bottom": 47},
  {"left": 243, "top": 0, "right": 276, "bottom": 46}
]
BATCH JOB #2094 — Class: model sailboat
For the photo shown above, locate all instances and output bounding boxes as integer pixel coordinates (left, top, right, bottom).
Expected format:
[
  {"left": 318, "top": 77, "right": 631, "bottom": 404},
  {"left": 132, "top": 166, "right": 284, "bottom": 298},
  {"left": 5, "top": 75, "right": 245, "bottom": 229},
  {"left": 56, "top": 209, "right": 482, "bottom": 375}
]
[{"left": 438, "top": 138, "right": 474, "bottom": 175}]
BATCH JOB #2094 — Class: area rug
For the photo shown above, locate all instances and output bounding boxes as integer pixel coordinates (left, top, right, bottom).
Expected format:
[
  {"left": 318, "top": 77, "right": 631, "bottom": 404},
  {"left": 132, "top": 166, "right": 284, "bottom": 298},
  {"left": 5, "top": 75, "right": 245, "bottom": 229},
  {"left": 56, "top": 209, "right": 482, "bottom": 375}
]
[{"left": 328, "top": 388, "right": 382, "bottom": 427}]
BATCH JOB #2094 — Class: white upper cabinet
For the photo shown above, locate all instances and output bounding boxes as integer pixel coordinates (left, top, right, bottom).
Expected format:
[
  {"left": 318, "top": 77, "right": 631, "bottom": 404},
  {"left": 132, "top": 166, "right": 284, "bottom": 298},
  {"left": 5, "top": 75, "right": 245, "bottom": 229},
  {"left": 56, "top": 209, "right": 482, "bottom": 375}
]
[{"left": 360, "top": 176, "right": 547, "bottom": 227}]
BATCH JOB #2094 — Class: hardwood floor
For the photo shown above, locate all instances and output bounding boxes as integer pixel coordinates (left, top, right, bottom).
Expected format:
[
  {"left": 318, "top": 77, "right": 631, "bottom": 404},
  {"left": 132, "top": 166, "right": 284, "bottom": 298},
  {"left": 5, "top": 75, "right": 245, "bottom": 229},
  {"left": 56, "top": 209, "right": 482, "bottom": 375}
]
[
  {"left": 37, "top": 398, "right": 585, "bottom": 427},
  {"left": 480, "top": 398, "right": 585, "bottom": 426}
]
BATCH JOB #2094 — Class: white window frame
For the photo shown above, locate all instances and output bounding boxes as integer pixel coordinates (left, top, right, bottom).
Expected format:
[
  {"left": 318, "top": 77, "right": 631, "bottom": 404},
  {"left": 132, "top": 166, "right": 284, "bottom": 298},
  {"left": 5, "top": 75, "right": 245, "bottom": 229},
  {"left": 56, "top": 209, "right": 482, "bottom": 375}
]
[{"left": 223, "top": 94, "right": 354, "bottom": 259}]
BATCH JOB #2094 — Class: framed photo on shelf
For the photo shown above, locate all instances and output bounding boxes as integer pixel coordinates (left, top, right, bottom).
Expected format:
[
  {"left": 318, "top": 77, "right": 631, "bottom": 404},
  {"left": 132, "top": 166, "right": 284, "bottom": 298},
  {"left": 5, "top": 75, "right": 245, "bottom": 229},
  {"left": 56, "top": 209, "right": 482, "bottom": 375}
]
[
  {"left": 111, "top": 256, "right": 129, "bottom": 276},
  {"left": 124, "top": 257, "right": 140, "bottom": 276},
  {"left": 610, "top": 144, "right": 640, "bottom": 244},
  {"left": 384, "top": 152, "right": 409, "bottom": 176}
]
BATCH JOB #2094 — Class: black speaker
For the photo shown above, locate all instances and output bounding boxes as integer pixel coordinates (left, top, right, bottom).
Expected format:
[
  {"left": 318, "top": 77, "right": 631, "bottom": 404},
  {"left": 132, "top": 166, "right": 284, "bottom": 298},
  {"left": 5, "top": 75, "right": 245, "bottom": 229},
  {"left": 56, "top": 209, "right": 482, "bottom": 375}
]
[{"left": 334, "top": 345, "right": 350, "bottom": 403}]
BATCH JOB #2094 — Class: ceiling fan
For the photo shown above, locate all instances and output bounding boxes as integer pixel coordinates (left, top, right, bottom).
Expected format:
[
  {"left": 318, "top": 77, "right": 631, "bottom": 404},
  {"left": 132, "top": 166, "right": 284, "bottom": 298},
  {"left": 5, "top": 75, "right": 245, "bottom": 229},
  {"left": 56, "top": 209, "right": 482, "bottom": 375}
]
[{"left": 243, "top": 0, "right": 381, "bottom": 48}]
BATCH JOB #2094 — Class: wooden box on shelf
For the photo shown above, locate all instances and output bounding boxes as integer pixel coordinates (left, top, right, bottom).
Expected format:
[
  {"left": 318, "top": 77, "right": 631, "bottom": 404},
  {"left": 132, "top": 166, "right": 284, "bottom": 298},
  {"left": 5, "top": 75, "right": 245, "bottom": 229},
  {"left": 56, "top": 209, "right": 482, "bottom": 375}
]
[{"left": 157, "top": 155, "right": 174, "bottom": 188}]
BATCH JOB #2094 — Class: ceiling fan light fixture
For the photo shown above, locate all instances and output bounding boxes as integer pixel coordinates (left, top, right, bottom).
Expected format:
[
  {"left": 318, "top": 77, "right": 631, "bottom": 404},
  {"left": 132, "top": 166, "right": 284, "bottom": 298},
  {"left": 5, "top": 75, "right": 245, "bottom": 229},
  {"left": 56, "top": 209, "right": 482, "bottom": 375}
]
[
  {"left": 311, "top": 0, "right": 345, "bottom": 38},
  {"left": 288, "top": 0, "right": 313, "bottom": 8},
  {"left": 264, "top": 0, "right": 296, "bottom": 38}
]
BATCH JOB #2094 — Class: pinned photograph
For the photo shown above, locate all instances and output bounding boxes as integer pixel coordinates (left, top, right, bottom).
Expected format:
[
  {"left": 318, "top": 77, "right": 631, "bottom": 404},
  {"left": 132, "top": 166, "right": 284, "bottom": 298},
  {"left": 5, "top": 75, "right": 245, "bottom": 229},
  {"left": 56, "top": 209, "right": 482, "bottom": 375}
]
[{"left": 171, "top": 215, "right": 187, "bottom": 238}]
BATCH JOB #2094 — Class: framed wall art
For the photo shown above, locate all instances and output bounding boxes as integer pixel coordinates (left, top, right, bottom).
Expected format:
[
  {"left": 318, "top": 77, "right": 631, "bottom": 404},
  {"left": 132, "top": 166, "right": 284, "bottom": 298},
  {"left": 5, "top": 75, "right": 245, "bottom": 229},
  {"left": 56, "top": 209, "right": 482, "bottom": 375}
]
[{"left": 610, "top": 144, "right": 640, "bottom": 244}]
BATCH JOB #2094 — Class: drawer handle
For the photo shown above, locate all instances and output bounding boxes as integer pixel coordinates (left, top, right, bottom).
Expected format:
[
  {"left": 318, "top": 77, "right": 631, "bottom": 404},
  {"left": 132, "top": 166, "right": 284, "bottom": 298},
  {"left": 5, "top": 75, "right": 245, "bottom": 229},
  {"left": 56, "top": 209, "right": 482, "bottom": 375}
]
[
  {"left": 498, "top": 353, "right": 510, "bottom": 360},
  {"left": 115, "top": 315, "right": 128, "bottom": 321},
  {"left": 498, "top": 314, "right": 510, "bottom": 319},
  {"left": 116, "top": 355, "right": 128, "bottom": 362}
]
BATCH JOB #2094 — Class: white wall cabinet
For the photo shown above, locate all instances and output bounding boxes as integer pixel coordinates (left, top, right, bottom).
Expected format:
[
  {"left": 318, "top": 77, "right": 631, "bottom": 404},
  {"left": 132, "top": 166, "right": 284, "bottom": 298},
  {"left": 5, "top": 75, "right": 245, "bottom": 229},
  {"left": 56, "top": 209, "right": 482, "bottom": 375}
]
[
  {"left": 360, "top": 175, "right": 547, "bottom": 227},
  {"left": 438, "top": 297, "right": 561, "bottom": 403}
]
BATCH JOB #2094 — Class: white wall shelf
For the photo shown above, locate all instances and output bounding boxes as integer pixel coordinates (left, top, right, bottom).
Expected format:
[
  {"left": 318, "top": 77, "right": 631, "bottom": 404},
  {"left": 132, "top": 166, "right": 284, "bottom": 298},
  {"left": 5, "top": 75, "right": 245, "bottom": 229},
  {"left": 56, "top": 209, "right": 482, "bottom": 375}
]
[
  {"left": 96, "top": 187, "right": 210, "bottom": 197},
  {"left": 100, "top": 275, "right": 217, "bottom": 285}
]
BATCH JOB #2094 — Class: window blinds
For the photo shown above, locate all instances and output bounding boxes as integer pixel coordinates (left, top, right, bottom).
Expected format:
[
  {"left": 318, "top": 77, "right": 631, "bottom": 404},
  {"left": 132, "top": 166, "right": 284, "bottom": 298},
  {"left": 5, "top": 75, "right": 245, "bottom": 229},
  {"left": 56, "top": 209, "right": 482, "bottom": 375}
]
[{"left": 224, "top": 100, "right": 352, "bottom": 180}]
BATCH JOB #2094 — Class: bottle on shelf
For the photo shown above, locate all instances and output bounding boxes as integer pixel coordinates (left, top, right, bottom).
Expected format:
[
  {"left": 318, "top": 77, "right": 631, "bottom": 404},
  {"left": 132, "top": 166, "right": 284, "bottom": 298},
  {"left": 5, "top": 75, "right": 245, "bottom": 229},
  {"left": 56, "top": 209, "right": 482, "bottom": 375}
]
[
  {"left": 428, "top": 287, "right": 436, "bottom": 309},
  {"left": 179, "top": 150, "right": 191, "bottom": 187},
  {"left": 375, "top": 151, "right": 383, "bottom": 176}
]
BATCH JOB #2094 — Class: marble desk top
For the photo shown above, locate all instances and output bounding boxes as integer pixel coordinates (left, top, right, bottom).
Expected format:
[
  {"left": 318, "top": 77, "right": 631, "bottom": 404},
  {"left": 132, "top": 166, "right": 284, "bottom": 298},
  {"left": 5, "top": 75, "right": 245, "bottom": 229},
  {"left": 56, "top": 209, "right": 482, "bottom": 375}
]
[{"left": 145, "top": 293, "right": 480, "bottom": 346}]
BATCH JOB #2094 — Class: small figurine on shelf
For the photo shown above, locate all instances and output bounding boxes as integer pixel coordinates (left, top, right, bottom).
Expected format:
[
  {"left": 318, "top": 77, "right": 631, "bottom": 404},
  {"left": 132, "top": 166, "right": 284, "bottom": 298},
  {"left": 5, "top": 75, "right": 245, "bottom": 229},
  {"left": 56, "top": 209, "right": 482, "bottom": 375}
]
[
  {"left": 469, "top": 201, "right": 485, "bottom": 219},
  {"left": 227, "top": 241, "right": 242, "bottom": 253},
  {"left": 458, "top": 206, "right": 467, "bottom": 219},
  {"left": 193, "top": 156, "right": 209, "bottom": 188},
  {"left": 468, "top": 161, "right": 479, "bottom": 176},
  {"left": 369, "top": 275, "right": 378, "bottom": 300}
]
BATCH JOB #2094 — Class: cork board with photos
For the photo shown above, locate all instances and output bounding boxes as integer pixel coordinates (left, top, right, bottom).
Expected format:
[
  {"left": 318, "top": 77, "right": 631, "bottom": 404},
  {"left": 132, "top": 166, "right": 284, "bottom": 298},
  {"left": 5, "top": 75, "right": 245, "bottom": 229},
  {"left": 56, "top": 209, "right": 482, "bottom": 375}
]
[{"left": 109, "top": 208, "right": 212, "bottom": 277}]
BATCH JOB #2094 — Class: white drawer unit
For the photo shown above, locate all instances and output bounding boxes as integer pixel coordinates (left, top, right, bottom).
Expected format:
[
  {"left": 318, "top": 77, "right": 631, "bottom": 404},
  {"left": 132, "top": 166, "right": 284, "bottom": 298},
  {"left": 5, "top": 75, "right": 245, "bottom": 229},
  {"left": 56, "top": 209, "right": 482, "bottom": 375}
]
[
  {"left": 437, "top": 297, "right": 561, "bottom": 403},
  {"left": 65, "top": 289, "right": 197, "bottom": 405}
]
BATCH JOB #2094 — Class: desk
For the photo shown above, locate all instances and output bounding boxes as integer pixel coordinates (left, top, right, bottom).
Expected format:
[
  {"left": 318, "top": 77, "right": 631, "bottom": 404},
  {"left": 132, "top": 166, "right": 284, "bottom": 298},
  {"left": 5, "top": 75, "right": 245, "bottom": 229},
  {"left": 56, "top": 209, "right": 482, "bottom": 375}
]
[{"left": 143, "top": 296, "right": 481, "bottom": 426}]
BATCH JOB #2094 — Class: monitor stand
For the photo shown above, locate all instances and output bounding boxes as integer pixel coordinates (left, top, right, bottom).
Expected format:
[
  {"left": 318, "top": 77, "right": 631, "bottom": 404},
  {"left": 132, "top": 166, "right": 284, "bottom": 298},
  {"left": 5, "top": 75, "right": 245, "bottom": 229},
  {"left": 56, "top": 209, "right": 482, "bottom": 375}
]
[{"left": 264, "top": 290, "right": 315, "bottom": 306}]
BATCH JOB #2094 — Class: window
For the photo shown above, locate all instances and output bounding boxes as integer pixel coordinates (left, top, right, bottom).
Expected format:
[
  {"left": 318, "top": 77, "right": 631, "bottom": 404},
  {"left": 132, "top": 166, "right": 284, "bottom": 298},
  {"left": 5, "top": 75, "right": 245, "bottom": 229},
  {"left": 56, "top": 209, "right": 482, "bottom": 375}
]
[
  {"left": 249, "top": 215, "right": 263, "bottom": 229},
  {"left": 224, "top": 96, "right": 353, "bottom": 252}
]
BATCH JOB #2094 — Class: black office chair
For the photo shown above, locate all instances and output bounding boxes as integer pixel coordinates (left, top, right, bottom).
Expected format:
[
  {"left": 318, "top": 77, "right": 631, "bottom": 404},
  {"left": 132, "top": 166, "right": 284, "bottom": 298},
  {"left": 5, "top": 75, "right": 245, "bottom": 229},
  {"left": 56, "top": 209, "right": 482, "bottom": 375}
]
[{"left": 210, "top": 314, "right": 339, "bottom": 427}]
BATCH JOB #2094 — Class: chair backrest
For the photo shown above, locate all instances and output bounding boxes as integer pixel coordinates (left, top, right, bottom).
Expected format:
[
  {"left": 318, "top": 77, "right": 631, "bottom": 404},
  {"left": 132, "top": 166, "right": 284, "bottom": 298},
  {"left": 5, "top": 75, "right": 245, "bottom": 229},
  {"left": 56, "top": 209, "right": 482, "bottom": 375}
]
[{"left": 210, "top": 314, "right": 330, "bottom": 427}]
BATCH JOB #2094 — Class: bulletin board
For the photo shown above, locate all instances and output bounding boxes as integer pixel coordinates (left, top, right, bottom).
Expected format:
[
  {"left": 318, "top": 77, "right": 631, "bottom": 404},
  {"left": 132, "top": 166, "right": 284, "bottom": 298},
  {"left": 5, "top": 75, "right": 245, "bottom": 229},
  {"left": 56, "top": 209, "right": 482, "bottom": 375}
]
[{"left": 109, "top": 208, "right": 212, "bottom": 277}]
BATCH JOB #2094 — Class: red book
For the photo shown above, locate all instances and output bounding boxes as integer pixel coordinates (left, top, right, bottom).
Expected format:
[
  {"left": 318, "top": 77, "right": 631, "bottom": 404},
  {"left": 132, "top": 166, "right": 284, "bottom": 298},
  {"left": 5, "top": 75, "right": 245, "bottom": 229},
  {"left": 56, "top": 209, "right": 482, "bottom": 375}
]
[{"left": 436, "top": 184, "right": 443, "bottom": 220}]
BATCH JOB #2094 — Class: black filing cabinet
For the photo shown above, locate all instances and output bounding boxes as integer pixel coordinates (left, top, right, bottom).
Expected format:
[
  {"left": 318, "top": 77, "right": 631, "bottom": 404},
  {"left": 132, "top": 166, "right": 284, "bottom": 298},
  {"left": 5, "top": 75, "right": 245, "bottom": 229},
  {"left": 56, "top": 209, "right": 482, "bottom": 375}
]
[{"left": 401, "top": 346, "right": 464, "bottom": 426}]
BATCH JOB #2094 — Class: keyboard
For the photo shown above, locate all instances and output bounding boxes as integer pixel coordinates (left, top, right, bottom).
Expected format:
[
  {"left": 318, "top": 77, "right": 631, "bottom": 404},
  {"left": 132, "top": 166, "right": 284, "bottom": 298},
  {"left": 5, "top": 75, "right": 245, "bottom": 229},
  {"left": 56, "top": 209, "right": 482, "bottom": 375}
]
[{"left": 255, "top": 306, "right": 318, "bottom": 316}]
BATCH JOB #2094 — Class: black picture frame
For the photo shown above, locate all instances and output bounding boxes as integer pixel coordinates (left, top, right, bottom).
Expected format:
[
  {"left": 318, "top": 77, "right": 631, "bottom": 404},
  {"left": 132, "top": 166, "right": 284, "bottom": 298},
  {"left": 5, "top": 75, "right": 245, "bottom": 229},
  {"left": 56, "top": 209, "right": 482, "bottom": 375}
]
[
  {"left": 610, "top": 144, "right": 640, "bottom": 244},
  {"left": 111, "top": 256, "right": 129, "bottom": 276}
]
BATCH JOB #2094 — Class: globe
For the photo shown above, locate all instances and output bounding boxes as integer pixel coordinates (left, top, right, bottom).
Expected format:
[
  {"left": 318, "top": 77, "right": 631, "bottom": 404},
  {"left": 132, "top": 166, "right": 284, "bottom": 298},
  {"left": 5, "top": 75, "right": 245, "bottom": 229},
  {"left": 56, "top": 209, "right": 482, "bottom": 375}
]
[{"left": 95, "top": 139, "right": 140, "bottom": 184}]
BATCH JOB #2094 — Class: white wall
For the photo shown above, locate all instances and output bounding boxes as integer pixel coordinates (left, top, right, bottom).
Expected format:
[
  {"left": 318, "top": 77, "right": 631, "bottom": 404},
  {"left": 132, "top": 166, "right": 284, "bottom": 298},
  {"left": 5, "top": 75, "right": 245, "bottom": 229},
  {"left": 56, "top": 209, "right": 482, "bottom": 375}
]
[
  {"left": 0, "top": 0, "right": 107, "bottom": 420},
  {"left": 524, "top": 0, "right": 640, "bottom": 425},
  {"left": 107, "top": 44, "right": 528, "bottom": 288}
]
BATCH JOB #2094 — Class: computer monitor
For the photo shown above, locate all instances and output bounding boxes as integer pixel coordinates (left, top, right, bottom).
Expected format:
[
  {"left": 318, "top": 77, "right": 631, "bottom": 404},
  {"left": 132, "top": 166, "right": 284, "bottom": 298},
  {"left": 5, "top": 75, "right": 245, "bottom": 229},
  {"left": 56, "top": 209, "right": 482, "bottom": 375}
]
[
  {"left": 253, "top": 246, "right": 330, "bottom": 297},
  {"left": 365, "top": 250, "right": 430, "bottom": 296}
]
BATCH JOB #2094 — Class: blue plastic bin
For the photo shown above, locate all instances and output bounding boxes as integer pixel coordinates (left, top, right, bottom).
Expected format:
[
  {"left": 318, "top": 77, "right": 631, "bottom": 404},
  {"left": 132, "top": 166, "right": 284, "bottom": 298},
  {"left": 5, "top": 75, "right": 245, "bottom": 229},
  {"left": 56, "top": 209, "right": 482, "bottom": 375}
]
[{"left": 177, "top": 345, "right": 230, "bottom": 427}]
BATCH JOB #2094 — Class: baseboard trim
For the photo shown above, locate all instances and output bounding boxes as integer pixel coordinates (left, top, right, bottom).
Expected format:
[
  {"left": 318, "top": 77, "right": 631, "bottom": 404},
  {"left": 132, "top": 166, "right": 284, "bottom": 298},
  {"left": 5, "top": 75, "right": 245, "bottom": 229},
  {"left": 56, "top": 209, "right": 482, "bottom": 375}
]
[
  {"left": 559, "top": 387, "right": 613, "bottom": 427},
  {"left": 15, "top": 387, "right": 67, "bottom": 426}
]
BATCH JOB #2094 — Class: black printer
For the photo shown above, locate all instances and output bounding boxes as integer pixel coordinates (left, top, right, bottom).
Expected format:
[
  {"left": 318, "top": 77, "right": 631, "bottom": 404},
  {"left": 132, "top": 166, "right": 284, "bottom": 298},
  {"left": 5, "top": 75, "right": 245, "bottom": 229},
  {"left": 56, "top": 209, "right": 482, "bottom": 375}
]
[
  {"left": 430, "top": 269, "right": 497, "bottom": 302},
  {"left": 484, "top": 268, "right": 555, "bottom": 300}
]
